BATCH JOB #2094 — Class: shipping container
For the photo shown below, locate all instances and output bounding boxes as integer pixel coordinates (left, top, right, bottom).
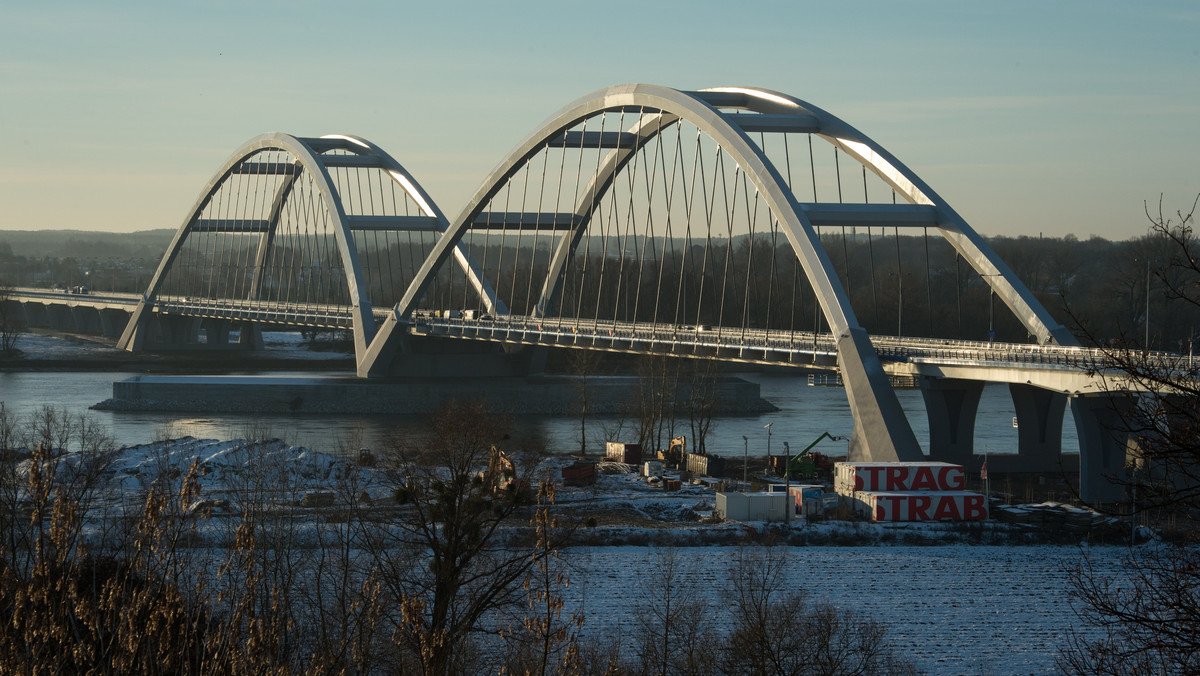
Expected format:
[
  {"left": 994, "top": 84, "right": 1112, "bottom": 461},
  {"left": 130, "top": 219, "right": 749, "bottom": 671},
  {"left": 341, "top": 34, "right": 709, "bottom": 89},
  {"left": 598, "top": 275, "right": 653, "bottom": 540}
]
[
  {"left": 834, "top": 462, "right": 965, "bottom": 496},
  {"left": 561, "top": 461, "right": 597, "bottom": 487},
  {"left": 606, "top": 441, "right": 642, "bottom": 465},
  {"left": 851, "top": 490, "right": 987, "bottom": 522},
  {"left": 642, "top": 461, "right": 663, "bottom": 477}
]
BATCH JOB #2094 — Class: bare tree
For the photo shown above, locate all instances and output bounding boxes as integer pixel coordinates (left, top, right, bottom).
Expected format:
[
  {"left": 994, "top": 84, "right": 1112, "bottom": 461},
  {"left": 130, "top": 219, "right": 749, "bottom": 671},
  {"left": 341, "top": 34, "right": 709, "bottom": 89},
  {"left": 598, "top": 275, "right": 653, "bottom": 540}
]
[
  {"left": 685, "top": 360, "right": 719, "bottom": 456},
  {"left": 721, "top": 547, "right": 919, "bottom": 676},
  {"left": 632, "top": 547, "right": 718, "bottom": 676},
  {"left": 635, "top": 356, "right": 680, "bottom": 454},
  {"left": 1060, "top": 194, "right": 1200, "bottom": 674},
  {"left": 569, "top": 348, "right": 605, "bottom": 455},
  {"left": 0, "top": 286, "right": 23, "bottom": 354},
  {"left": 364, "top": 400, "right": 569, "bottom": 675}
]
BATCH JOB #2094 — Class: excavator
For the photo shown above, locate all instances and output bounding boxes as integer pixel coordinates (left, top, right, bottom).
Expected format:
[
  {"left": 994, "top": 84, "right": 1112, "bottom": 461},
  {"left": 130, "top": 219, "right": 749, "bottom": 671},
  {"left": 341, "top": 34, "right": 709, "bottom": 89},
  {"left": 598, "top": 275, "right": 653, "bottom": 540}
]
[
  {"left": 481, "top": 446, "right": 531, "bottom": 498},
  {"left": 781, "top": 432, "right": 842, "bottom": 480},
  {"left": 657, "top": 436, "right": 687, "bottom": 469}
]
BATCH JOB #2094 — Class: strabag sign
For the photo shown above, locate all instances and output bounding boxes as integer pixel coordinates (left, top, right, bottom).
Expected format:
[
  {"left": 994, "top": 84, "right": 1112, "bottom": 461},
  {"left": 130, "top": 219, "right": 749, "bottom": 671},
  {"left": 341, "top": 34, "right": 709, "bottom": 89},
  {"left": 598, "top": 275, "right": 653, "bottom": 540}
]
[
  {"left": 835, "top": 462, "right": 965, "bottom": 495},
  {"left": 855, "top": 491, "right": 987, "bottom": 522}
]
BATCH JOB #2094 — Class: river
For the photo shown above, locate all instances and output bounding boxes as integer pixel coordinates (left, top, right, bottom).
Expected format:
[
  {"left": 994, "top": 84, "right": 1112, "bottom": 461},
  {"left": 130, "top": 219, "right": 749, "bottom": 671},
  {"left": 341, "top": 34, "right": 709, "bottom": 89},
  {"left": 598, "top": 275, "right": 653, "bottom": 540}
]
[{"left": 0, "top": 369, "right": 1078, "bottom": 459}]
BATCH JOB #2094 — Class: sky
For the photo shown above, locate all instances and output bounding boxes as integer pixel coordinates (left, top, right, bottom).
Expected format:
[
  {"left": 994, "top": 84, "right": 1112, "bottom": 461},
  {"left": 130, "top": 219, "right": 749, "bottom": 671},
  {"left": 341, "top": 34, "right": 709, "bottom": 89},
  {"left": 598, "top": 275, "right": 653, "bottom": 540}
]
[{"left": 1, "top": 0, "right": 1197, "bottom": 240}]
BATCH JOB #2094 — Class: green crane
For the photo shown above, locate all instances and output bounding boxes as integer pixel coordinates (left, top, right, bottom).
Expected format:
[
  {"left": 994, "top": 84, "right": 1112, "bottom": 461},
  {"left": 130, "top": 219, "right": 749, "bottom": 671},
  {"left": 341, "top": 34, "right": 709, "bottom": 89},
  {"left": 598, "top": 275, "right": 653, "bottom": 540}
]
[{"left": 786, "top": 432, "right": 843, "bottom": 479}]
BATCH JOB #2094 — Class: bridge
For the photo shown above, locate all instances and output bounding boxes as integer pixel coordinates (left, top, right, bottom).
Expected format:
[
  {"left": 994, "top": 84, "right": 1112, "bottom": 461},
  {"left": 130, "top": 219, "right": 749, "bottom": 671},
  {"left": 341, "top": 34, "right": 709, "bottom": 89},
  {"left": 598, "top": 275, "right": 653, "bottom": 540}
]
[{"left": 4, "top": 84, "right": 1159, "bottom": 501}]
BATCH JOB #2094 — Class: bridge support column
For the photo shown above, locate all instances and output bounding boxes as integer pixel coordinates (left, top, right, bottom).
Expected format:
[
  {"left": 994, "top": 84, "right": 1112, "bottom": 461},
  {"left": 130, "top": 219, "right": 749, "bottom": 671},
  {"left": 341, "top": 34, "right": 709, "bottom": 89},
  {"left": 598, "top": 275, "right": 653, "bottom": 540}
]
[
  {"left": 239, "top": 324, "right": 264, "bottom": 349},
  {"left": 99, "top": 309, "right": 129, "bottom": 338},
  {"left": 46, "top": 305, "right": 73, "bottom": 331},
  {"left": 1009, "top": 384, "right": 1067, "bottom": 471},
  {"left": 151, "top": 316, "right": 202, "bottom": 348},
  {"left": 840, "top": 327, "right": 924, "bottom": 462},
  {"left": 1071, "top": 393, "right": 1133, "bottom": 504},
  {"left": 204, "top": 319, "right": 232, "bottom": 346},
  {"left": 70, "top": 307, "right": 101, "bottom": 334},
  {"left": 919, "top": 377, "right": 984, "bottom": 465},
  {"left": 21, "top": 302, "right": 48, "bottom": 328}
]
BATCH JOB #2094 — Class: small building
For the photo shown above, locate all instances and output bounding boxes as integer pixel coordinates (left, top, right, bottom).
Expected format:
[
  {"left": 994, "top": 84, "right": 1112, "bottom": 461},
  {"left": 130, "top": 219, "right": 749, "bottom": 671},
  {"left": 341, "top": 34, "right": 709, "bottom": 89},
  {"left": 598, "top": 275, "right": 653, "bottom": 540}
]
[{"left": 715, "top": 491, "right": 789, "bottom": 522}]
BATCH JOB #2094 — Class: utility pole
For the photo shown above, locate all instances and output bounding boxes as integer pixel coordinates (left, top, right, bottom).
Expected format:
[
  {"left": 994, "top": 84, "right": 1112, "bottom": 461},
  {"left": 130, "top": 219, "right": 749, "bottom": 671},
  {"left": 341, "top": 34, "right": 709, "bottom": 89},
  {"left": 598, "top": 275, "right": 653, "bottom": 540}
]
[
  {"left": 981, "top": 273, "right": 1001, "bottom": 342},
  {"left": 1145, "top": 257, "right": 1151, "bottom": 349},
  {"left": 763, "top": 422, "right": 773, "bottom": 474},
  {"left": 742, "top": 436, "right": 748, "bottom": 492},
  {"left": 783, "top": 440, "right": 791, "bottom": 524}
]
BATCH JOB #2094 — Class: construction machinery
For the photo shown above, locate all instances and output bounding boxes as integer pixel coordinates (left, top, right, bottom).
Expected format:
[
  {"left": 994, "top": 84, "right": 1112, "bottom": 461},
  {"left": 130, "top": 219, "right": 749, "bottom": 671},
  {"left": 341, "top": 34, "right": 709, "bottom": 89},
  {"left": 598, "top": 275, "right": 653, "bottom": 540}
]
[
  {"left": 482, "top": 446, "right": 530, "bottom": 497},
  {"left": 657, "top": 436, "right": 687, "bottom": 468},
  {"left": 772, "top": 432, "right": 842, "bottom": 480}
]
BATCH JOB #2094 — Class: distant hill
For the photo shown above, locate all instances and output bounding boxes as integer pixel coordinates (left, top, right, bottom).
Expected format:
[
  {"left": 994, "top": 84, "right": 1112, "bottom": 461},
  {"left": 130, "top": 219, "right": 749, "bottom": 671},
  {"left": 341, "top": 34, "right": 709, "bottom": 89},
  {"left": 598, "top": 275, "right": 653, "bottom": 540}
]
[{"left": 0, "top": 229, "right": 175, "bottom": 260}]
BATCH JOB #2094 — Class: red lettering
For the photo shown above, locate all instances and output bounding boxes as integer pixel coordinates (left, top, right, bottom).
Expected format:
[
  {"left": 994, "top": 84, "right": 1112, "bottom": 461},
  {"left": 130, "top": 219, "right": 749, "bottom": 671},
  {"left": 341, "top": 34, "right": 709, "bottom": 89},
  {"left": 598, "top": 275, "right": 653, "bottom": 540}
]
[
  {"left": 939, "top": 466, "right": 965, "bottom": 490},
  {"left": 964, "top": 495, "right": 987, "bottom": 520},
  {"left": 932, "top": 495, "right": 962, "bottom": 520},
  {"left": 910, "top": 495, "right": 932, "bottom": 520},
  {"left": 874, "top": 503, "right": 885, "bottom": 521},
  {"left": 911, "top": 466, "right": 938, "bottom": 491},
  {"left": 857, "top": 466, "right": 885, "bottom": 492},
  {"left": 885, "top": 466, "right": 907, "bottom": 491}
]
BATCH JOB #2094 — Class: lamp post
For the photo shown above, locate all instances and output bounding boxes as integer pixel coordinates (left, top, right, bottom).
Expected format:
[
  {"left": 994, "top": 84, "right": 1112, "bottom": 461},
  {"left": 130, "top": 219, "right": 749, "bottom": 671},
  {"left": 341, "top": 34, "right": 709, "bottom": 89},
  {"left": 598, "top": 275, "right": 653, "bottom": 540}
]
[
  {"left": 763, "top": 422, "right": 773, "bottom": 475},
  {"left": 1134, "top": 257, "right": 1153, "bottom": 349},
  {"left": 1145, "top": 258, "right": 1151, "bottom": 349},
  {"left": 981, "top": 273, "right": 1001, "bottom": 342},
  {"left": 742, "top": 436, "right": 748, "bottom": 492},
  {"left": 783, "top": 440, "right": 791, "bottom": 524},
  {"left": 888, "top": 272, "right": 905, "bottom": 336}
]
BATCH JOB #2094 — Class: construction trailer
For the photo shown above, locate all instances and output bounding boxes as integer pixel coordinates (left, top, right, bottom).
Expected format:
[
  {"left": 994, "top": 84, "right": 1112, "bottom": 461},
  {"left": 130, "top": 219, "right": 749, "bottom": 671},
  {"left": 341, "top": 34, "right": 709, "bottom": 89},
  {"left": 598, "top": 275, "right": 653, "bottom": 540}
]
[{"left": 715, "top": 491, "right": 789, "bottom": 522}]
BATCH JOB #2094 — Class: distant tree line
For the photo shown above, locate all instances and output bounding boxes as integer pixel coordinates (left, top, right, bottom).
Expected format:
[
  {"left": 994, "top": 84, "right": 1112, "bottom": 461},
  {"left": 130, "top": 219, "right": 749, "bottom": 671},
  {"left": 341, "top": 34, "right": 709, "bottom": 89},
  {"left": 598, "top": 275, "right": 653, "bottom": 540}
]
[{"left": 4, "top": 226, "right": 1194, "bottom": 350}]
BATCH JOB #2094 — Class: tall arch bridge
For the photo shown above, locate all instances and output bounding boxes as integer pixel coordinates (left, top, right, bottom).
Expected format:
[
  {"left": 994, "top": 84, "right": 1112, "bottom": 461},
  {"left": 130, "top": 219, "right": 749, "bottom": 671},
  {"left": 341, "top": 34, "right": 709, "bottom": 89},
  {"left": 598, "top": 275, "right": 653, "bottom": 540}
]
[{"left": 7, "top": 84, "right": 1156, "bottom": 501}]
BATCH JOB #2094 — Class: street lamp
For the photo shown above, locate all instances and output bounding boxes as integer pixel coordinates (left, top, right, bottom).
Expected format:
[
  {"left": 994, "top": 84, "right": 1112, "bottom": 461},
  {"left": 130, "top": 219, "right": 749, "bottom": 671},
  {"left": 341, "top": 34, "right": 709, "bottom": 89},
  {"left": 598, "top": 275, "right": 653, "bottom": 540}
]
[
  {"left": 783, "top": 440, "right": 792, "bottom": 524},
  {"left": 1133, "top": 257, "right": 1154, "bottom": 349},
  {"left": 981, "top": 273, "right": 1002, "bottom": 342},
  {"left": 1145, "top": 258, "right": 1152, "bottom": 348},
  {"left": 742, "top": 436, "right": 749, "bottom": 492},
  {"left": 763, "top": 422, "right": 773, "bottom": 475},
  {"left": 889, "top": 272, "right": 905, "bottom": 336}
]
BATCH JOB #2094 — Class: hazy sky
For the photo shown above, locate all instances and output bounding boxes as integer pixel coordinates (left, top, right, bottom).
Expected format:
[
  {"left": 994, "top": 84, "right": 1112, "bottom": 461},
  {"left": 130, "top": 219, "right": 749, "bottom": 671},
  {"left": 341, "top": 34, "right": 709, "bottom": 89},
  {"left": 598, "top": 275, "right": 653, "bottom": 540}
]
[{"left": 1, "top": 0, "right": 1196, "bottom": 240}]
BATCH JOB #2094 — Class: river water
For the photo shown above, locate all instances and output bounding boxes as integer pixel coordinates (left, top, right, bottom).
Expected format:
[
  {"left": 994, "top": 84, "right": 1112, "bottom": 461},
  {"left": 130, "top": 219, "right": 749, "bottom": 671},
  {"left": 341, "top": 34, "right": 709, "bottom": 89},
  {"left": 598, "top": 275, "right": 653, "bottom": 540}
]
[{"left": 0, "top": 369, "right": 1078, "bottom": 459}]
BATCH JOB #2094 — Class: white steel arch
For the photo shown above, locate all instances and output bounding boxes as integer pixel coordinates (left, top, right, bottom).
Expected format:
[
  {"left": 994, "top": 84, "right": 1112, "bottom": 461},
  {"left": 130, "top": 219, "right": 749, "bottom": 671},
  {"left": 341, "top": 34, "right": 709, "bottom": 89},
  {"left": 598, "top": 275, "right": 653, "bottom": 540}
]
[
  {"left": 118, "top": 132, "right": 500, "bottom": 371},
  {"left": 377, "top": 83, "right": 1067, "bottom": 461}
]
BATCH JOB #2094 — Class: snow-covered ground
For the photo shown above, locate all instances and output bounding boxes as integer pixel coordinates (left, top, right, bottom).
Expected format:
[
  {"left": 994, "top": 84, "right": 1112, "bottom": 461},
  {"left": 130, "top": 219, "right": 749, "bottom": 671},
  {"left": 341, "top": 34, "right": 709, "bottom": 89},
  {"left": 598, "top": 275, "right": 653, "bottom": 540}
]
[{"left": 563, "top": 545, "right": 1117, "bottom": 676}]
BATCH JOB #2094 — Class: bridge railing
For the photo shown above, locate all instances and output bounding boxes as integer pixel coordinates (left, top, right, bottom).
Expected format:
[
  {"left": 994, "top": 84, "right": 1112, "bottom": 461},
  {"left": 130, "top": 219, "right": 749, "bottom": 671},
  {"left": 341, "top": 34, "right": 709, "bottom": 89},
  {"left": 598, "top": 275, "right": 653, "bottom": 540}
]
[{"left": 404, "top": 311, "right": 1198, "bottom": 375}]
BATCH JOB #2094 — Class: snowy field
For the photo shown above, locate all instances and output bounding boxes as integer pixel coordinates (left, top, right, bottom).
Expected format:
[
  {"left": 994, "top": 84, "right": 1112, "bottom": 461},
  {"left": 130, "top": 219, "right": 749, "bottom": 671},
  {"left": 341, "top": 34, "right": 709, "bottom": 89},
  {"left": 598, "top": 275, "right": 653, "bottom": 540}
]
[{"left": 561, "top": 545, "right": 1117, "bottom": 675}]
